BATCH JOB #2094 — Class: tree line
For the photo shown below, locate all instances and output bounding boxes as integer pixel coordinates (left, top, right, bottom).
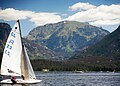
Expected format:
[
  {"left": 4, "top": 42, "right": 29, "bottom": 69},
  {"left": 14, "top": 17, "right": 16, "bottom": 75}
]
[{"left": 31, "top": 56, "right": 120, "bottom": 72}]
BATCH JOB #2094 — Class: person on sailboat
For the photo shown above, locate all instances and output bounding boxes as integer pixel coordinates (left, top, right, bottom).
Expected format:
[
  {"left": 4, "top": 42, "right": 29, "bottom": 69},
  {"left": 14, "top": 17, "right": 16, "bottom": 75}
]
[
  {"left": 21, "top": 75, "right": 25, "bottom": 80},
  {"left": 11, "top": 76, "right": 17, "bottom": 84}
]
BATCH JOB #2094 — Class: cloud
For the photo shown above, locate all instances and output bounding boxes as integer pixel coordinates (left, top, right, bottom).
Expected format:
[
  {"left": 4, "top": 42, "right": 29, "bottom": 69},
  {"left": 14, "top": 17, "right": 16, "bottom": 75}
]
[
  {"left": 67, "top": 3, "right": 120, "bottom": 26},
  {"left": 29, "top": 12, "right": 61, "bottom": 25},
  {"left": 61, "top": 14, "right": 68, "bottom": 17},
  {"left": 0, "top": 8, "right": 62, "bottom": 26},
  {"left": 0, "top": 8, "right": 33, "bottom": 20},
  {"left": 0, "top": 3, "right": 120, "bottom": 28},
  {"left": 69, "top": 2, "right": 96, "bottom": 11}
]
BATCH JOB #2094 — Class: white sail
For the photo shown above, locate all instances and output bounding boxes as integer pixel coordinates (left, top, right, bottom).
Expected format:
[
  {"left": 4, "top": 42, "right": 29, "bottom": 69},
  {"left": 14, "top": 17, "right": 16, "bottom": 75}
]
[
  {"left": 0, "top": 20, "right": 42, "bottom": 84},
  {"left": 23, "top": 46, "right": 36, "bottom": 79},
  {"left": 1, "top": 21, "right": 22, "bottom": 76}
]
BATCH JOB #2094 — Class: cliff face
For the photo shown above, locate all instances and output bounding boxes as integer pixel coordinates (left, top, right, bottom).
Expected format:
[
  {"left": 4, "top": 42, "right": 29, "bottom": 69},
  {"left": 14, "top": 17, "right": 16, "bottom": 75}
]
[
  {"left": 0, "top": 23, "right": 11, "bottom": 51},
  {"left": 0, "top": 23, "right": 11, "bottom": 62}
]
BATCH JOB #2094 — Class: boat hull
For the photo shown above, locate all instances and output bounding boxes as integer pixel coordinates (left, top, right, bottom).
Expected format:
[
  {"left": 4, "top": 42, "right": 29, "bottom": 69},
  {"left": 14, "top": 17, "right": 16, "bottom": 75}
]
[{"left": 0, "top": 79, "right": 42, "bottom": 84}]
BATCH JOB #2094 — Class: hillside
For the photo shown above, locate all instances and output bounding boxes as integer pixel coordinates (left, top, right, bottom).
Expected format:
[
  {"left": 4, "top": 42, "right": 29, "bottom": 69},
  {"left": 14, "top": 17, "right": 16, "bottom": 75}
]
[
  {"left": 0, "top": 23, "right": 11, "bottom": 53},
  {"left": 26, "top": 21, "right": 109, "bottom": 58},
  {"left": 23, "top": 39, "right": 63, "bottom": 60},
  {"left": 34, "top": 25, "right": 120, "bottom": 71},
  {"left": 0, "top": 22, "right": 119, "bottom": 71},
  {"left": 74, "top": 25, "right": 120, "bottom": 59},
  {"left": 0, "top": 21, "right": 110, "bottom": 60},
  {"left": 0, "top": 23, "right": 63, "bottom": 60},
  {"left": 0, "top": 23, "right": 11, "bottom": 63}
]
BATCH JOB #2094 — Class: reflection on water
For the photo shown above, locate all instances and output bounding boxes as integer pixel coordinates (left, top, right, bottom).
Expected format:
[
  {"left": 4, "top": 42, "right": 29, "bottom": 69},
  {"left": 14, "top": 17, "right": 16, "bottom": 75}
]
[{"left": 0, "top": 72, "right": 120, "bottom": 86}]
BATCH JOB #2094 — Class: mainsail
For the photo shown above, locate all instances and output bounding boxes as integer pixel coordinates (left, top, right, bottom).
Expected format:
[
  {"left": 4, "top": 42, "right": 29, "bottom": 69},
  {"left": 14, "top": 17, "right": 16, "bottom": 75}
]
[{"left": 1, "top": 21, "right": 22, "bottom": 76}]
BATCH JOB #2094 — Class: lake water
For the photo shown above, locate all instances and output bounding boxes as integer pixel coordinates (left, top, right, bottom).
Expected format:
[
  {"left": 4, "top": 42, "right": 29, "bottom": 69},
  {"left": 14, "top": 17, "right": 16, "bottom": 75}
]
[{"left": 0, "top": 72, "right": 120, "bottom": 86}]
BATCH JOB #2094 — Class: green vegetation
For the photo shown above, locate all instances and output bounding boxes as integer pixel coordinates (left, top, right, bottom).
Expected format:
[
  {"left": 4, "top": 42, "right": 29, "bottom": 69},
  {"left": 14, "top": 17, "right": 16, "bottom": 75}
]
[
  {"left": 78, "top": 25, "right": 120, "bottom": 59},
  {"left": 26, "top": 21, "right": 109, "bottom": 58},
  {"left": 0, "top": 22, "right": 120, "bottom": 72},
  {"left": 31, "top": 57, "right": 120, "bottom": 72},
  {"left": 0, "top": 52, "right": 120, "bottom": 72},
  {"left": 65, "top": 44, "right": 73, "bottom": 53}
]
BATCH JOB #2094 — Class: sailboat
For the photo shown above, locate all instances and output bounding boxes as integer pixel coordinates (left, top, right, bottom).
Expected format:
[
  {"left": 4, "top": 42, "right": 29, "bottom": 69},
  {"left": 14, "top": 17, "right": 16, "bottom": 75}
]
[{"left": 0, "top": 20, "right": 42, "bottom": 84}]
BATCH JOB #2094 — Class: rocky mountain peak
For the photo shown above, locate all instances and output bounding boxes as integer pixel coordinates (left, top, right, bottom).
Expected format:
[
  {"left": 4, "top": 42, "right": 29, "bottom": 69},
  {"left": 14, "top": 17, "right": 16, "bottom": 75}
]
[{"left": 26, "top": 21, "right": 109, "bottom": 58}]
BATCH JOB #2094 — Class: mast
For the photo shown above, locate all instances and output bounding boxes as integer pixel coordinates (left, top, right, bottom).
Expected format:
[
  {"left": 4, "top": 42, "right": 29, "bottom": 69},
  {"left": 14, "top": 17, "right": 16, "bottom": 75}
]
[
  {"left": 17, "top": 20, "right": 35, "bottom": 80},
  {"left": 17, "top": 20, "right": 23, "bottom": 45},
  {"left": 18, "top": 20, "right": 30, "bottom": 80}
]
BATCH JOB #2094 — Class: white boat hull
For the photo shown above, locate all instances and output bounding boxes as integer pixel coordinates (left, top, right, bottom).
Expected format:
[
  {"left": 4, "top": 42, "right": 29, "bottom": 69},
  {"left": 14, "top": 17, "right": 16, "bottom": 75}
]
[{"left": 0, "top": 79, "right": 42, "bottom": 84}]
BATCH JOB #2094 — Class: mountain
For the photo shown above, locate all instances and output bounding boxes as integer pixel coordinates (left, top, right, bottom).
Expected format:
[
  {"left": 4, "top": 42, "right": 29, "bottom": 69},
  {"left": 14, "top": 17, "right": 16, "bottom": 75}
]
[
  {"left": 0, "top": 23, "right": 11, "bottom": 62},
  {"left": 0, "top": 22, "right": 63, "bottom": 60},
  {"left": 74, "top": 25, "right": 120, "bottom": 59},
  {"left": 0, "top": 23, "right": 11, "bottom": 52},
  {"left": 0, "top": 21, "right": 110, "bottom": 60},
  {"left": 26, "top": 21, "right": 109, "bottom": 58},
  {"left": 23, "top": 38, "right": 63, "bottom": 60}
]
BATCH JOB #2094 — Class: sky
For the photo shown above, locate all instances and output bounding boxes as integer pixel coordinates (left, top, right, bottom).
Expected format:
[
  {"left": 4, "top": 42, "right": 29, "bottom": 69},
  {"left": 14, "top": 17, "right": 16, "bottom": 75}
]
[{"left": 0, "top": 0, "right": 120, "bottom": 36}]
